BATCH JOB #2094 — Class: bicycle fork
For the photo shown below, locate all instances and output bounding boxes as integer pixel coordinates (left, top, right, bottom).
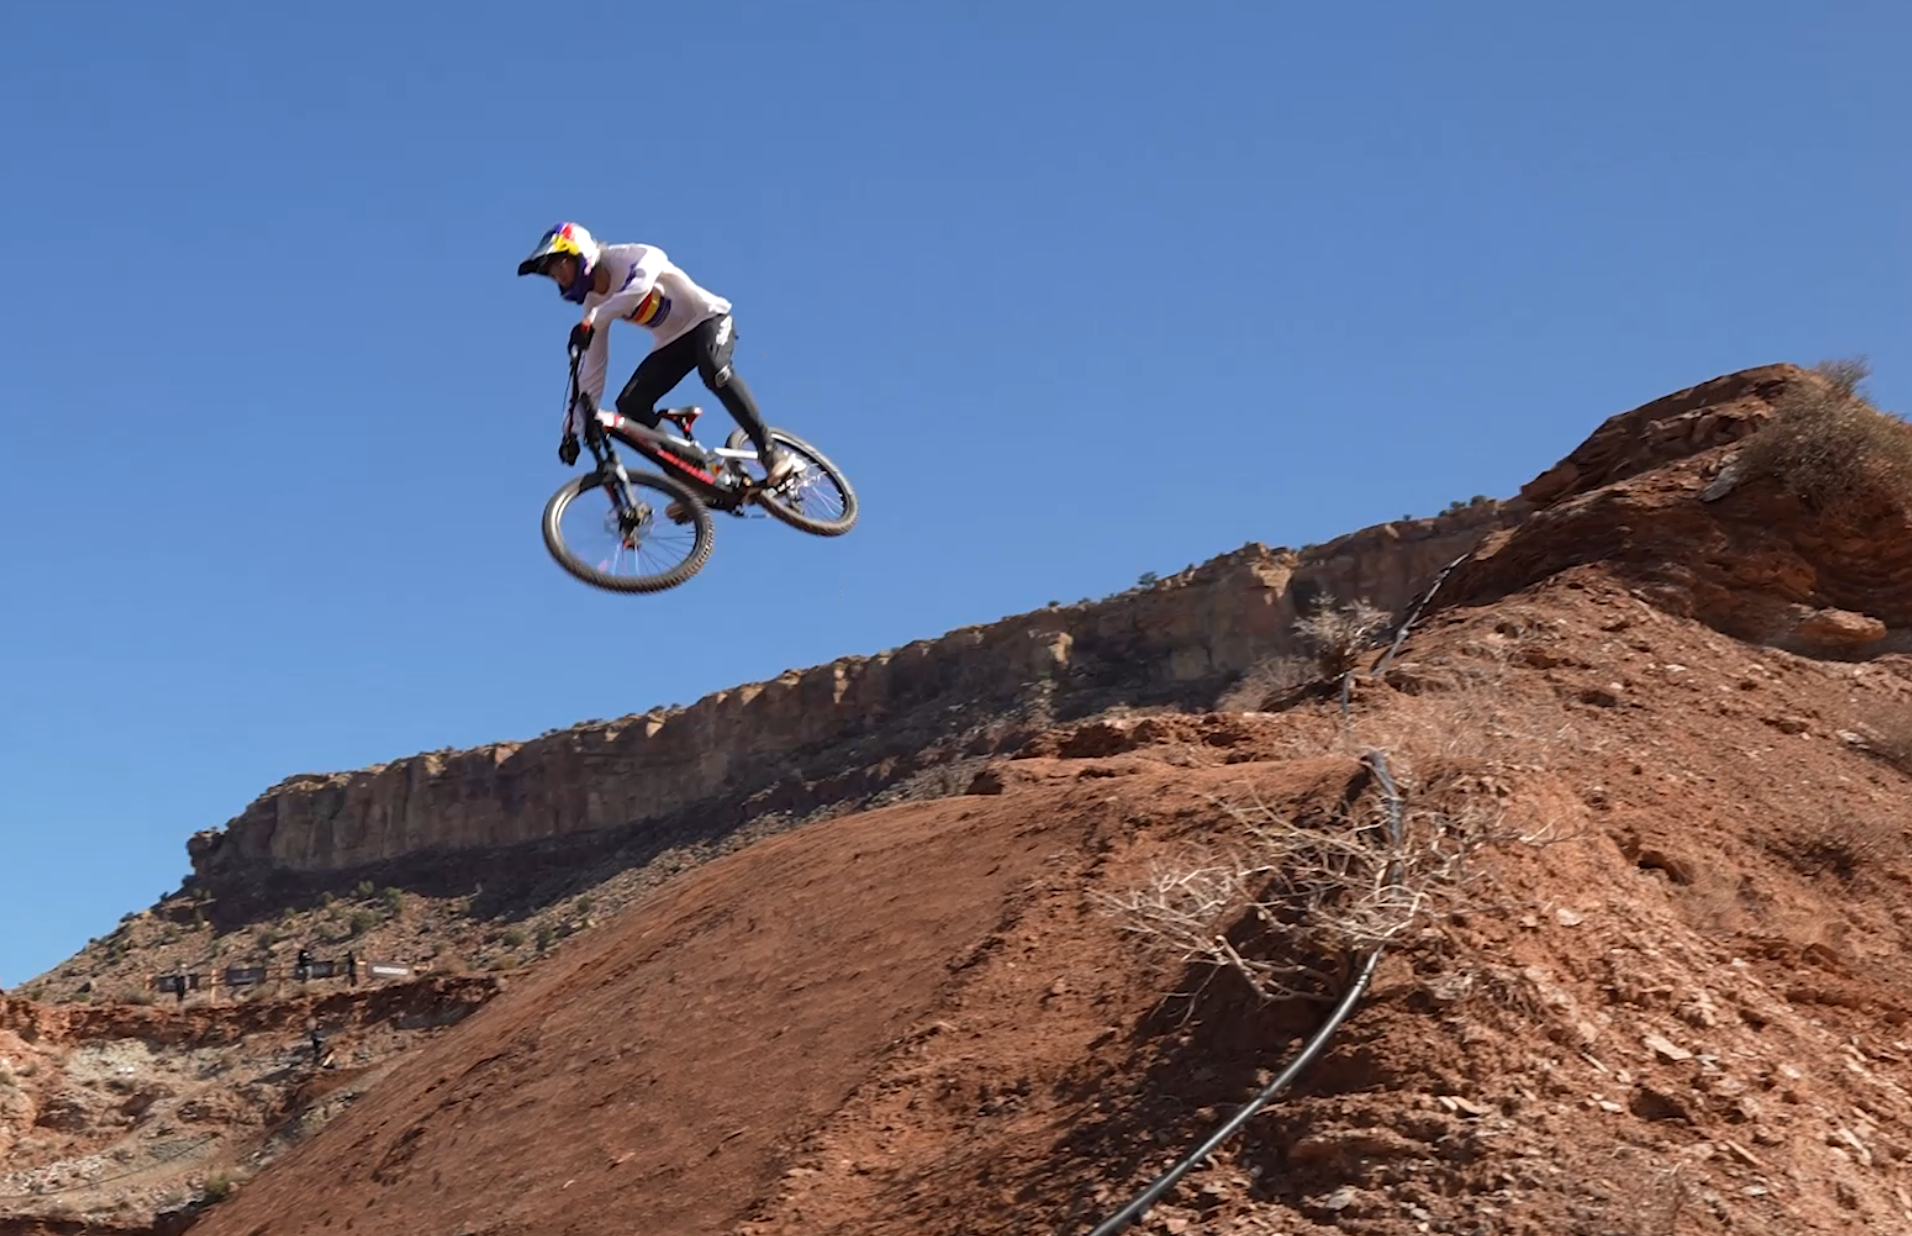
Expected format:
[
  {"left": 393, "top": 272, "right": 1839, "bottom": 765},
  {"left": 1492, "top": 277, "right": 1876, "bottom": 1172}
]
[{"left": 587, "top": 432, "right": 651, "bottom": 539}]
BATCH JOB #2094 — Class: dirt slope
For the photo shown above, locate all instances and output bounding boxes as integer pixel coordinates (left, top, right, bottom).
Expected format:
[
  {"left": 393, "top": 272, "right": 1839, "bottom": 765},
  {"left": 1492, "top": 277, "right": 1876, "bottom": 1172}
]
[
  {"left": 173, "top": 362, "right": 1912, "bottom": 1236},
  {"left": 182, "top": 786, "right": 1131, "bottom": 1235},
  {"left": 30, "top": 359, "right": 1912, "bottom": 1235},
  {"left": 178, "top": 565, "right": 1912, "bottom": 1234}
]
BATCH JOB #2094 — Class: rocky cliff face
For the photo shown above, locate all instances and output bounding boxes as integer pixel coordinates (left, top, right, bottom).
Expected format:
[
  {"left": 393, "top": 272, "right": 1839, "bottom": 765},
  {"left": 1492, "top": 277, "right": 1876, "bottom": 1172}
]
[
  {"left": 186, "top": 514, "right": 1509, "bottom": 889},
  {"left": 185, "top": 362, "right": 1832, "bottom": 894}
]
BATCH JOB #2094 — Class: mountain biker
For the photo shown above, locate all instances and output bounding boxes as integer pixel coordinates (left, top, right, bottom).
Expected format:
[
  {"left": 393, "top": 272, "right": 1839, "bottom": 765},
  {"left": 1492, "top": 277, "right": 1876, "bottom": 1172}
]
[{"left": 516, "top": 221, "right": 795, "bottom": 488}]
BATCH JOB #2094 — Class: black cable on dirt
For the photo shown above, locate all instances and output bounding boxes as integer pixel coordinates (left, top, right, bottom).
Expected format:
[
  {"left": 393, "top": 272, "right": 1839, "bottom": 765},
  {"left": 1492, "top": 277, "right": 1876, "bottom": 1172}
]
[
  {"left": 1372, "top": 549, "right": 1474, "bottom": 676},
  {"left": 1339, "top": 548, "right": 1476, "bottom": 723},
  {"left": 1080, "top": 542, "right": 1462, "bottom": 1231},
  {"left": 1079, "top": 750, "right": 1407, "bottom": 1236}
]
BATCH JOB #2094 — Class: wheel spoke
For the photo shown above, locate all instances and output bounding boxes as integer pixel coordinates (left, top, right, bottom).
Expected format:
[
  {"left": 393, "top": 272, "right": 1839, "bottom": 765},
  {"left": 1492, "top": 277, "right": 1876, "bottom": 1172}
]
[
  {"left": 747, "top": 433, "right": 857, "bottom": 536},
  {"left": 545, "top": 472, "right": 714, "bottom": 593}
]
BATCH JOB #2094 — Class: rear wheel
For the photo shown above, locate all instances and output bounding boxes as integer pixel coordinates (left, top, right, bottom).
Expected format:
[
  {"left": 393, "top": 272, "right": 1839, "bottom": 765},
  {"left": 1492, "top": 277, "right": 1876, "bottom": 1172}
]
[
  {"left": 725, "top": 428, "right": 859, "bottom": 537},
  {"left": 541, "top": 467, "right": 714, "bottom": 593}
]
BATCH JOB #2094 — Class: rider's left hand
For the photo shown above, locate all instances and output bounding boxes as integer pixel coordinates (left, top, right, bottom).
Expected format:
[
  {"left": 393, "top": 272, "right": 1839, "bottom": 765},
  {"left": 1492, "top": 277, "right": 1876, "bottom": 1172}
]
[
  {"left": 569, "top": 320, "right": 594, "bottom": 353},
  {"left": 558, "top": 434, "right": 579, "bottom": 467}
]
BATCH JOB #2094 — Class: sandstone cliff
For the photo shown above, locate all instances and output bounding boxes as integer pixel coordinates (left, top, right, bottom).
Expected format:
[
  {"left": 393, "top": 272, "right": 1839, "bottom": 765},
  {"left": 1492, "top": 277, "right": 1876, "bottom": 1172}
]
[
  {"left": 186, "top": 511, "right": 1507, "bottom": 890},
  {"left": 185, "top": 363, "right": 1833, "bottom": 896}
]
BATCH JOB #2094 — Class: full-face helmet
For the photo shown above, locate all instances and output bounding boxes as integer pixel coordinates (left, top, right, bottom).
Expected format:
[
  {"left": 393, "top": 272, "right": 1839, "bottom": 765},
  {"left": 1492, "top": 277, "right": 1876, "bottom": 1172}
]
[{"left": 516, "top": 221, "right": 601, "bottom": 304}]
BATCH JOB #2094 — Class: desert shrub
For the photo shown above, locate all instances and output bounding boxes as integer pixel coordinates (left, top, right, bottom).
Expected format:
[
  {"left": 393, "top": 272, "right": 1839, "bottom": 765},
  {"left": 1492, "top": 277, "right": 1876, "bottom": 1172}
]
[
  {"left": 1296, "top": 596, "right": 1391, "bottom": 678},
  {"left": 501, "top": 926, "right": 527, "bottom": 948},
  {"left": 1736, "top": 356, "right": 1912, "bottom": 517},
  {"left": 348, "top": 910, "right": 378, "bottom": 937},
  {"left": 1339, "top": 629, "right": 1602, "bottom": 775},
  {"left": 1100, "top": 779, "right": 1528, "bottom": 1003},
  {"left": 1853, "top": 700, "right": 1912, "bottom": 778},
  {"left": 1769, "top": 810, "right": 1902, "bottom": 882},
  {"left": 1814, "top": 354, "right": 1873, "bottom": 399},
  {"left": 1217, "top": 655, "right": 1316, "bottom": 712}
]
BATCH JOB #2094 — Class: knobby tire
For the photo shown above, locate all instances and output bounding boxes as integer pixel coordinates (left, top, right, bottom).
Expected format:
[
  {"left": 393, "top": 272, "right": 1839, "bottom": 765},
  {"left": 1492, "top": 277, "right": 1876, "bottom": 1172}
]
[
  {"left": 540, "top": 466, "right": 714, "bottom": 594},
  {"left": 730, "top": 427, "right": 859, "bottom": 537}
]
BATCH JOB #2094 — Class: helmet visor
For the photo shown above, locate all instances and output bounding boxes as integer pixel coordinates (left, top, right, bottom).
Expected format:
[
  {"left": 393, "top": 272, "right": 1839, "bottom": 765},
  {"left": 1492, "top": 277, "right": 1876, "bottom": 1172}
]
[{"left": 516, "top": 226, "right": 584, "bottom": 277}]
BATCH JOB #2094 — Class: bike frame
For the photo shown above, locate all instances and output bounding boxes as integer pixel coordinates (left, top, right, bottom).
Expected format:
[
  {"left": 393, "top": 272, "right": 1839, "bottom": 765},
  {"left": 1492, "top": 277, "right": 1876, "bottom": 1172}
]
[{"left": 563, "top": 344, "right": 762, "bottom": 519}]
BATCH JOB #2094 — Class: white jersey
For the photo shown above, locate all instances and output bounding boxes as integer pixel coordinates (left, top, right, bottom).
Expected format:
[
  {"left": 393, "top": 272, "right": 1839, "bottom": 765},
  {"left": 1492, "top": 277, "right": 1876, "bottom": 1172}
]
[{"left": 574, "top": 243, "right": 733, "bottom": 409}]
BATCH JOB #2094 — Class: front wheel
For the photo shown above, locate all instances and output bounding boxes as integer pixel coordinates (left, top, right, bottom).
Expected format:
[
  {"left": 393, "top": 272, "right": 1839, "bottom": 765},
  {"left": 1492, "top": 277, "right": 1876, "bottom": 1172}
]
[
  {"left": 541, "top": 467, "right": 714, "bottom": 593},
  {"left": 726, "top": 428, "right": 859, "bottom": 537}
]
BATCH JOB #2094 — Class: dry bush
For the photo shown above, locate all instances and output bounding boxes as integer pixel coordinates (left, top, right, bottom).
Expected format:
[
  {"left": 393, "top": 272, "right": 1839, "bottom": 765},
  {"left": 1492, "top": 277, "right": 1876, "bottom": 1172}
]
[
  {"left": 1814, "top": 354, "right": 1874, "bottom": 400},
  {"left": 1100, "top": 779, "right": 1541, "bottom": 1003},
  {"left": 1769, "top": 809, "right": 1904, "bottom": 882},
  {"left": 1735, "top": 355, "right": 1912, "bottom": 518},
  {"left": 1296, "top": 596, "right": 1391, "bottom": 677},
  {"left": 1850, "top": 699, "right": 1912, "bottom": 778},
  {"left": 1216, "top": 655, "right": 1315, "bottom": 712},
  {"left": 1215, "top": 594, "right": 1393, "bottom": 712},
  {"left": 1341, "top": 632, "right": 1602, "bottom": 777}
]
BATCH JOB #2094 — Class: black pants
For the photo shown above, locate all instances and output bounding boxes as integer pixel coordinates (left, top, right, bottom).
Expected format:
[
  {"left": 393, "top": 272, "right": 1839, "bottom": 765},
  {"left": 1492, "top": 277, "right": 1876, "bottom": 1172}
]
[{"left": 613, "top": 313, "right": 774, "bottom": 458}]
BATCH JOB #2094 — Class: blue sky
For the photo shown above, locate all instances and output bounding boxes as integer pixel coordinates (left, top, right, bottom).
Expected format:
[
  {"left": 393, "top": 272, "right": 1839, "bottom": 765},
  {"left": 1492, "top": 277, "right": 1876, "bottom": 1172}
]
[{"left": 2, "top": 1, "right": 1907, "bottom": 986}]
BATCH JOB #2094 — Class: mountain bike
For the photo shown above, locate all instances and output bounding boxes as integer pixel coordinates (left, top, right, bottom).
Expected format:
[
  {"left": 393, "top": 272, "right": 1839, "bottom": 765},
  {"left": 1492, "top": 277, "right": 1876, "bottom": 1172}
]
[{"left": 540, "top": 340, "right": 859, "bottom": 594}]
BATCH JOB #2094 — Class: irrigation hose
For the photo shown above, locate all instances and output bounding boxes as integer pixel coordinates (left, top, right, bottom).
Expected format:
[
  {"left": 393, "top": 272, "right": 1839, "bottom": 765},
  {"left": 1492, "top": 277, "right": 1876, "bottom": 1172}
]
[
  {"left": 1373, "top": 550, "right": 1474, "bottom": 676},
  {"left": 1341, "top": 548, "right": 1475, "bottom": 725},
  {"left": 1079, "top": 751, "right": 1406, "bottom": 1236}
]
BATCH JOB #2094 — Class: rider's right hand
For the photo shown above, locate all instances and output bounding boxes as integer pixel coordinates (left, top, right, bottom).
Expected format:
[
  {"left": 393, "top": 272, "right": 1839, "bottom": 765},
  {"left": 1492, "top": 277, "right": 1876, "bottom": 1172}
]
[{"left": 558, "top": 434, "right": 580, "bottom": 467}]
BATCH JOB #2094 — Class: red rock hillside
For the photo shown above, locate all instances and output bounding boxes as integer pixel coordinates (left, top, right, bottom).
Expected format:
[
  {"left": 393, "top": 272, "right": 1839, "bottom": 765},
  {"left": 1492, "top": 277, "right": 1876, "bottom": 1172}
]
[{"left": 12, "top": 360, "right": 1912, "bottom": 1236}]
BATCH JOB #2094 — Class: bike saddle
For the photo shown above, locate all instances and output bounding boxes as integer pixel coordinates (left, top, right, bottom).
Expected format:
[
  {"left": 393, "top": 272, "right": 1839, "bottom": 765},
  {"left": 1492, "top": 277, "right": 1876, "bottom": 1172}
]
[{"left": 658, "top": 406, "right": 703, "bottom": 436}]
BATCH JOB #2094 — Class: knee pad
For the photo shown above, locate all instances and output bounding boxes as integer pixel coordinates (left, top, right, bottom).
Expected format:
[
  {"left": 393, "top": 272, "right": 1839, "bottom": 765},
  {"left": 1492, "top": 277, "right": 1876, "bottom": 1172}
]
[{"left": 698, "top": 316, "right": 737, "bottom": 387}]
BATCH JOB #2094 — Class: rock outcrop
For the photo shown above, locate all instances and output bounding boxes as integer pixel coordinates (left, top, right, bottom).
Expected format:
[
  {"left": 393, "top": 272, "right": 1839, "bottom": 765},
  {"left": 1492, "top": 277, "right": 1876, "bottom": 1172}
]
[
  {"left": 1443, "top": 363, "right": 1912, "bottom": 658},
  {"left": 1516, "top": 362, "right": 1803, "bottom": 509}
]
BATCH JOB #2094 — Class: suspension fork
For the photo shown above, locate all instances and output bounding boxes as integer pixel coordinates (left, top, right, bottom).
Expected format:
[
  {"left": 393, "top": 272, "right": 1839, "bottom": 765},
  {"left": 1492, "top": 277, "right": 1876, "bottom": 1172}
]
[
  {"left": 588, "top": 428, "right": 649, "bottom": 529},
  {"left": 566, "top": 346, "right": 649, "bottom": 530}
]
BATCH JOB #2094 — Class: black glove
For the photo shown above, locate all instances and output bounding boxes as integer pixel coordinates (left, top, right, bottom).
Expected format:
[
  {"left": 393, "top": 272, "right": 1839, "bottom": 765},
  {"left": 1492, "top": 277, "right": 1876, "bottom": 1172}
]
[
  {"left": 558, "top": 434, "right": 579, "bottom": 466},
  {"left": 568, "top": 321, "right": 594, "bottom": 353}
]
